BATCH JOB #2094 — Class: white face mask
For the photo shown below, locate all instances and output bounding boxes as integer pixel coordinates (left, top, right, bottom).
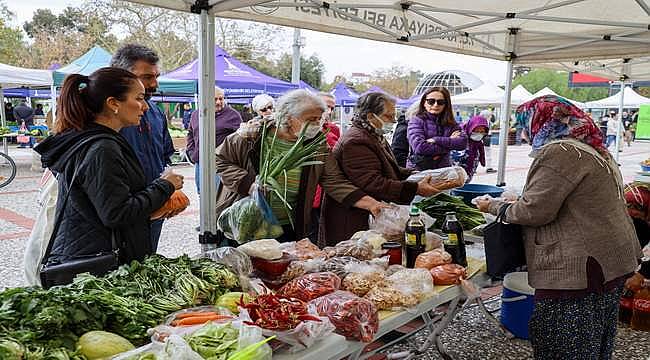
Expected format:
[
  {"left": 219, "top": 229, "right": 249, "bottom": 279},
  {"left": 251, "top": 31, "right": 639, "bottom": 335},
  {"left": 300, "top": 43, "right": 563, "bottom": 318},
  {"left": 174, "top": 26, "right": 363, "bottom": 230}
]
[
  {"left": 371, "top": 114, "right": 390, "bottom": 135},
  {"left": 301, "top": 123, "right": 322, "bottom": 139},
  {"left": 470, "top": 133, "right": 485, "bottom": 142}
]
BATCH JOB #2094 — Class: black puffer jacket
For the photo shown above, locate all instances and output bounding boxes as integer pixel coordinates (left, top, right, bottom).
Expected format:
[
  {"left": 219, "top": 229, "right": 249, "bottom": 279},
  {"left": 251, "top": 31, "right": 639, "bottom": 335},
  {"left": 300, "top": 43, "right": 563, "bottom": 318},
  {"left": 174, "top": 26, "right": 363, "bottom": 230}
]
[
  {"left": 391, "top": 115, "right": 409, "bottom": 168},
  {"left": 35, "top": 123, "right": 174, "bottom": 265}
]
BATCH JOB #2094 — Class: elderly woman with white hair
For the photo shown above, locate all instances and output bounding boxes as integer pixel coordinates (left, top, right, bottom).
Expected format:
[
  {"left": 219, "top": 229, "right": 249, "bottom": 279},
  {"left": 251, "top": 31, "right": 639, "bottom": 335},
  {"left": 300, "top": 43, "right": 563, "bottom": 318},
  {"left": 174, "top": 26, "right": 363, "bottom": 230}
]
[
  {"left": 215, "top": 89, "right": 384, "bottom": 244},
  {"left": 251, "top": 93, "right": 275, "bottom": 119}
]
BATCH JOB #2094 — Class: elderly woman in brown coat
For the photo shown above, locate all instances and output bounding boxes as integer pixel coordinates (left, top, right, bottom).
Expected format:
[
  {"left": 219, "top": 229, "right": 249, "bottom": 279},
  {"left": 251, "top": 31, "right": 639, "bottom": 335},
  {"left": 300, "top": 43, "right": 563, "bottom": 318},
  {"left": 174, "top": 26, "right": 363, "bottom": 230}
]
[{"left": 320, "top": 93, "right": 442, "bottom": 246}]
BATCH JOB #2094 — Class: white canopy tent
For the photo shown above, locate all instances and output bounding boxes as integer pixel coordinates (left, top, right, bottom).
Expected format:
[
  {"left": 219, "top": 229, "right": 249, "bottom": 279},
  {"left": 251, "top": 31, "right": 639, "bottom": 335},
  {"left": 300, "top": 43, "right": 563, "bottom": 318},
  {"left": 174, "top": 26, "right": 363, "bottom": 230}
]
[
  {"left": 0, "top": 63, "right": 53, "bottom": 153},
  {"left": 585, "top": 86, "right": 650, "bottom": 108},
  {"left": 452, "top": 81, "right": 504, "bottom": 105},
  {"left": 125, "top": 0, "right": 650, "bottom": 248},
  {"left": 529, "top": 86, "right": 586, "bottom": 108},
  {"left": 510, "top": 84, "right": 533, "bottom": 105}
]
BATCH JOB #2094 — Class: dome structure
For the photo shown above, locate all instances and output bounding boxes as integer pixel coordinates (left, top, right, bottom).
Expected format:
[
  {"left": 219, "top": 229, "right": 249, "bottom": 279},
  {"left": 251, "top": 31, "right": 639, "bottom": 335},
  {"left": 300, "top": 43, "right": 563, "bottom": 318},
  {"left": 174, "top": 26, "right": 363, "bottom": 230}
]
[{"left": 413, "top": 70, "right": 483, "bottom": 97}]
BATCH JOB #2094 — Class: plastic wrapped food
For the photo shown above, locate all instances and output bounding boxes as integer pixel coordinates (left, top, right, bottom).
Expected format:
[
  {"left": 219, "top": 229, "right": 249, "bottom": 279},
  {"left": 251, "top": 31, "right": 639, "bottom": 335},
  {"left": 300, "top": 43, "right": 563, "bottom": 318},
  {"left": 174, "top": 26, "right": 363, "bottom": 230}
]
[
  {"left": 279, "top": 257, "right": 325, "bottom": 283},
  {"left": 278, "top": 272, "right": 342, "bottom": 302},
  {"left": 151, "top": 190, "right": 190, "bottom": 220},
  {"left": 279, "top": 239, "right": 325, "bottom": 260},
  {"left": 429, "top": 264, "right": 467, "bottom": 285},
  {"left": 320, "top": 256, "right": 361, "bottom": 278},
  {"left": 387, "top": 268, "right": 436, "bottom": 301},
  {"left": 385, "top": 264, "right": 406, "bottom": 277},
  {"left": 369, "top": 204, "right": 436, "bottom": 241},
  {"left": 351, "top": 230, "right": 387, "bottom": 254},
  {"left": 238, "top": 239, "right": 282, "bottom": 260},
  {"left": 310, "top": 291, "right": 379, "bottom": 342},
  {"left": 405, "top": 166, "right": 467, "bottom": 190},
  {"left": 425, "top": 232, "right": 444, "bottom": 251},
  {"left": 217, "top": 185, "right": 284, "bottom": 243},
  {"left": 363, "top": 284, "right": 419, "bottom": 310},
  {"left": 203, "top": 247, "right": 252, "bottom": 276},
  {"left": 342, "top": 262, "right": 387, "bottom": 297},
  {"left": 414, "top": 249, "right": 452, "bottom": 270},
  {"left": 323, "top": 239, "right": 374, "bottom": 260}
]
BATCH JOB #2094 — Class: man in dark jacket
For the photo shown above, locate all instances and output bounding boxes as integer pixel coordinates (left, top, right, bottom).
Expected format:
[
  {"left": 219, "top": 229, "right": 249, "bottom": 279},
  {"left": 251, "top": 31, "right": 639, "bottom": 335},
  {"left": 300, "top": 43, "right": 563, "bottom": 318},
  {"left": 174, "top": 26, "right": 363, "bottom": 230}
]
[
  {"left": 13, "top": 101, "right": 34, "bottom": 126},
  {"left": 186, "top": 86, "right": 242, "bottom": 194},
  {"left": 391, "top": 109, "right": 409, "bottom": 167},
  {"left": 111, "top": 44, "right": 175, "bottom": 251}
]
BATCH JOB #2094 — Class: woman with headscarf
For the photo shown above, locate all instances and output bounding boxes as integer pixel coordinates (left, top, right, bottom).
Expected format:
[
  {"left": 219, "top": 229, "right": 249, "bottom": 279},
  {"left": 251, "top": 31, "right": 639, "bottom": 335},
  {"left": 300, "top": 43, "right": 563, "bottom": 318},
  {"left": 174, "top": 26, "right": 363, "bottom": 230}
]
[
  {"left": 623, "top": 183, "right": 650, "bottom": 291},
  {"left": 476, "top": 95, "right": 642, "bottom": 359},
  {"left": 406, "top": 87, "right": 467, "bottom": 170}
]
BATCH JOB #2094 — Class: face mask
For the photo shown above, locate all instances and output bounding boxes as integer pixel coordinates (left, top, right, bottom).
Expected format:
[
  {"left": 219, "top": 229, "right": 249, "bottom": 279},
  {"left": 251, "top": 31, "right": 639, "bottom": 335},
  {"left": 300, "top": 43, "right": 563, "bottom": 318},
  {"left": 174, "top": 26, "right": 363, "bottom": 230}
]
[
  {"left": 371, "top": 114, "right": 389, "bottom": 135},
  {"left": 470, "top": 133, "right": 485, "bottom": 142},
  {"left": 300, "top": 123, "right": 322, "bottom": 139}
]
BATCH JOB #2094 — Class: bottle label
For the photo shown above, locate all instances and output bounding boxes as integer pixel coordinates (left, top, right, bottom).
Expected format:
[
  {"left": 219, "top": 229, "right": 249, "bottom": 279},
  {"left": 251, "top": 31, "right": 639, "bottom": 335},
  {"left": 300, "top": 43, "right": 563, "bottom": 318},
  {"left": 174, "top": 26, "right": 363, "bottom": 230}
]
[
  {"left": 445, "top": 233, "right": 458, "bottom": 245},
  {"left": 634, "top": 299, "right": 650, "bottom": 312},
  {"left": 405, "top": 233, "right": 419, "bottom": 246}
]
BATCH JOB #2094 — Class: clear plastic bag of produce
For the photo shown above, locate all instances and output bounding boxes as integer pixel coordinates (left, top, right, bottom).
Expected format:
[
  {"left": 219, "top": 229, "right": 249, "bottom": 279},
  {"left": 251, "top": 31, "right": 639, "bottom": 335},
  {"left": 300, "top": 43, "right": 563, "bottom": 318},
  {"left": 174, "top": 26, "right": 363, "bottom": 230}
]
[
  {"left": 310, "top": 290, "right": 379, "bottom": 342},
  {"left": 203, "top": 247, "right": 252, "bottom": 275},
  {"left": 429, "top": 264, "right": 467, "bottom": 285},
  {"left": 279, "top": 257, "right": 325, "bottom": 283},
  {"left": 350, "top": 230, "right": 388, "bottom": 255},
  {"left": 406, "top": 166, "right": 468, "bottom": 190},
  {"left": 217, "top": 184, "right": 284, "bottom": 243},
  {"left": 342, "top": 262, "right": 387, "bottom": 297},
  {"left": 323, "top": 239, "right": 375, "bottom": 260},
  {"left": 414, "top": 248, "right": 452, "bottom": 270},
  {"left": 369, "top": 204, "right": 436, "bottom": 241},
  {"left": 162, "top": 305, "right": 235, "bottom": 327},
  {"left": 237, "top": 306, "right": 334, "bottom": 353},
  {"left": 113, "top": 335, "right": 203, "bottom": 360},
  {"left": 238, "top": 239, "right": 283, "bottom": 260},
  {"left": 387, "top": 268, "right": 436, "bottom": 301},
  {"left": 363, "top": 268, "right": 436, "bottom": 310},
  {"left": 278, "top": 272, "right": 342, "bottom": 302},
  {"left": 320, "top": 256, "right": 361, "bottom": 278},
  {"left": 279, "top": 238, "right": 325, "bottom": 260}
]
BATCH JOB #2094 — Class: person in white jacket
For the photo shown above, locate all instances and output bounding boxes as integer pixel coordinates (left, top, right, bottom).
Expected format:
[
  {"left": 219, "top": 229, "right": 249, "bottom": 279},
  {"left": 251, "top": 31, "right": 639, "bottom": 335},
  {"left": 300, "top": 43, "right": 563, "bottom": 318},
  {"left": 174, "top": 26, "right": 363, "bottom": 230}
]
[{"left": 606, "top": 111, "right": 623, "bottom": 151}]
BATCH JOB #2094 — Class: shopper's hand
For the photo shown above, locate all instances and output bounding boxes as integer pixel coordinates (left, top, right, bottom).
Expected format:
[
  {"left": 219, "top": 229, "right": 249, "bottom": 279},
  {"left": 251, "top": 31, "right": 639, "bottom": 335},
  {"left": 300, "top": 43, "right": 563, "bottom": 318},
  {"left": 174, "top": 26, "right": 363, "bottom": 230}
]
[
  {"left": 161, "top": 169, "right": 184, "bottom": 190},
  {"left": 476, "top": 198, "right": 491, "bottom": 213},
  {"left": 451, "top": 131, "right": 462, "bottom": 138},
  {"left": 354, "top": 195, "right": 390, "bottom": 217},
  {"left": 416, "top": 175, "right": 440, "bottom": 197},
  {"left": 625, "top": 272, "right": 646, "bottom": 292},
  {"left": 426, "top": 138, "right": 435, "bottom": 144}
]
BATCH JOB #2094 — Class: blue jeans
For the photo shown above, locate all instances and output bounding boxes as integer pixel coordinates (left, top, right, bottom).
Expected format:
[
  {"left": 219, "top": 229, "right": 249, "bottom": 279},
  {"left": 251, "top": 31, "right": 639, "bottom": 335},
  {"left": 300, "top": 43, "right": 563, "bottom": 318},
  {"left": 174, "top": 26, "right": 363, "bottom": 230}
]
[
  {"left": 150, "top": 219, "right": 164, "bottom": 252},
  {"left": 195, "top": 163, "right": 221, "bottom": 195},
  {"left": 606, "top": 135, "right": 617, "bottom": 148}
]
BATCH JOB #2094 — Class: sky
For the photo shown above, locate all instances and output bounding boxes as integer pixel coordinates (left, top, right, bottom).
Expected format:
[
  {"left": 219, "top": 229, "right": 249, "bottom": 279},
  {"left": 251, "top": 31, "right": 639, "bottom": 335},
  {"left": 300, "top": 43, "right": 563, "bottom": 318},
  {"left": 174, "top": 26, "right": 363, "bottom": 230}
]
[{"left": 6, "top": 0, "right": 508, "bottom": 86}]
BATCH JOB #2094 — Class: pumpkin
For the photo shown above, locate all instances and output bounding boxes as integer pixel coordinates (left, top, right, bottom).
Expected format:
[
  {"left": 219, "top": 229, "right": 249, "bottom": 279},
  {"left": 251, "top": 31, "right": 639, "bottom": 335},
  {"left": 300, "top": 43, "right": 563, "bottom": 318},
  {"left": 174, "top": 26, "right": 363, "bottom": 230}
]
[{"left": 150, "top": 190, "right": 190, "bottom": 220}]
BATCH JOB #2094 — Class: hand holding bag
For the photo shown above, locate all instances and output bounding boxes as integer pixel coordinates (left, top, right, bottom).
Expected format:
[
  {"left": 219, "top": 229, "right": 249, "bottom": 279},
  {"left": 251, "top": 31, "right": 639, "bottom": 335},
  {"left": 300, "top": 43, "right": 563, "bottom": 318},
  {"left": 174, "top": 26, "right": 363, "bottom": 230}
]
[{"left": 483, "top": 203, "right": 526, "bottom": 279}]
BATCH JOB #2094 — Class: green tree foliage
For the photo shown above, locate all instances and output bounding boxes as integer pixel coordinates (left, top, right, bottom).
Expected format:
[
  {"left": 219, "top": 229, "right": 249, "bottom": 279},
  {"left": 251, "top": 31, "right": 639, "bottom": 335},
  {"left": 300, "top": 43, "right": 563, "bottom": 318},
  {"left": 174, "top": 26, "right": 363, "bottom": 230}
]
[
  {"left": 0, "top": 2, "right": 25, "bottom": 65},
  {"left": 274, "top": 53, "right": 325, "bottom": 89},
  {"left": 511, "top": 69, "right": 608, "bottom": 102}
]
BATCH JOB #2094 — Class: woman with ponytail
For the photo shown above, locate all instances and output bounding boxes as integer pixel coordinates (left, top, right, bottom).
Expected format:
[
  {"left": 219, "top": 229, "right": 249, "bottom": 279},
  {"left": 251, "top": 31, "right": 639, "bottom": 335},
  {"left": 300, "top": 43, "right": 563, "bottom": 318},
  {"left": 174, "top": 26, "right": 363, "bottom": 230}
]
[{"left": 34, "top": 67, "right": 184, "bottom": 278}]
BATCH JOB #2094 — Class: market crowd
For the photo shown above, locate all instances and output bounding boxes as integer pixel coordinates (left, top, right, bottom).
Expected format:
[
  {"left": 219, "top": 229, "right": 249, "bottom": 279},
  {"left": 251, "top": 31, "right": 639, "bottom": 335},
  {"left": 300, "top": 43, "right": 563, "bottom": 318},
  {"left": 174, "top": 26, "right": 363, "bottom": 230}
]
[{"left": 26, "top": 43, "right": 649, "bottom": 359}]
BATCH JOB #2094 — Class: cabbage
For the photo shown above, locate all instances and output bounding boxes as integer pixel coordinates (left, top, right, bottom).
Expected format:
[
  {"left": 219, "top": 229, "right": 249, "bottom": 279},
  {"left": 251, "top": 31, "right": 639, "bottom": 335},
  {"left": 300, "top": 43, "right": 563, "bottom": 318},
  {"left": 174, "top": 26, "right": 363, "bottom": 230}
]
[
  {"left": 216, "top": 292, "right": 252, "bottom": 314},
  {"left": 77, "top": 331, "right": 135, "bottom": 359}
]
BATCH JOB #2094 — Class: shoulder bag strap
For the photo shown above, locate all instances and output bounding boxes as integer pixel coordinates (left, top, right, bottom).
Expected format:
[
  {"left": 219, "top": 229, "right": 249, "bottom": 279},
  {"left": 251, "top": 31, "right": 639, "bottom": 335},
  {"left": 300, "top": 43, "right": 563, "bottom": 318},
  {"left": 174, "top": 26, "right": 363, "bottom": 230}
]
[
  {"left": 40, "top": 135, "right": 118, "bottom": 266},
  {"left": 496, "top": 203, "right": 511, "bottom": 223}
]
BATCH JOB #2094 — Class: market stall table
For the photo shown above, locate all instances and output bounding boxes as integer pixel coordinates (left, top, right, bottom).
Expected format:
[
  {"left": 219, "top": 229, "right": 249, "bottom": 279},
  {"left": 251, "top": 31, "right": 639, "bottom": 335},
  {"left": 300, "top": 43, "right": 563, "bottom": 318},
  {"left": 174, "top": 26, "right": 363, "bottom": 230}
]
[{"left": 274, "top": 258, "right": 485, "bottom": 360}]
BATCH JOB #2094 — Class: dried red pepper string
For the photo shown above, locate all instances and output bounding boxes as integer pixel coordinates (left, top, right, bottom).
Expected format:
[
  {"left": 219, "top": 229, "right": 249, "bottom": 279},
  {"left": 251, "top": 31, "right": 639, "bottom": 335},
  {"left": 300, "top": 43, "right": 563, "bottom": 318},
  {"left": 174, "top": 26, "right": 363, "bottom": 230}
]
[{"left": 240, "top": 291, "right": 319, "bottom": 331}]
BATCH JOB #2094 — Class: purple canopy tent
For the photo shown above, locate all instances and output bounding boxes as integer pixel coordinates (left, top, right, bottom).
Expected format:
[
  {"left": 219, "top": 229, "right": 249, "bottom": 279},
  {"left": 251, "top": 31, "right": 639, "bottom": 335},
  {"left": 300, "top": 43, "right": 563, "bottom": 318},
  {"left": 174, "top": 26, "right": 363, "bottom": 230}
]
[
  {"left": 299, "top": 80, "right": 319, "bottom": 94},
  {"left": 330, "top": 81, "right": 359, "bottom": 106},
  {"left": 165, "top": 46, "right": 297, "bottom": 99}
]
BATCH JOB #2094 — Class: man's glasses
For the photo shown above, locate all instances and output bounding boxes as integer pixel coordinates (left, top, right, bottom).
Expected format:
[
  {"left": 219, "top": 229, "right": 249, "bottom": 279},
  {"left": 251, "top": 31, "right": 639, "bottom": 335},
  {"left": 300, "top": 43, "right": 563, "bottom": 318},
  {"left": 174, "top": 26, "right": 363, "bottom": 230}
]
[
  {"left": 260, "top": 106, "right": 273, "bottom": 112},
  {"left": 425, "top": 98, "right": 447, "bottom": 106}
]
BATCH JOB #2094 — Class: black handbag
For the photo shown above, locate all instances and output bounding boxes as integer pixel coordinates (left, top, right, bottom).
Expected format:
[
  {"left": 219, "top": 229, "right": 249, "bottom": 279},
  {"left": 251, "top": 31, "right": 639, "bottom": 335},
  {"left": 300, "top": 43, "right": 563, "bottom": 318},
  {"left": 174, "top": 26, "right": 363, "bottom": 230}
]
[
  {"left": 39, "top": 136, "right": 120, "bottom": 289},
  {"left": 483, "top": 203, "right": 526, "bottom": 279}
]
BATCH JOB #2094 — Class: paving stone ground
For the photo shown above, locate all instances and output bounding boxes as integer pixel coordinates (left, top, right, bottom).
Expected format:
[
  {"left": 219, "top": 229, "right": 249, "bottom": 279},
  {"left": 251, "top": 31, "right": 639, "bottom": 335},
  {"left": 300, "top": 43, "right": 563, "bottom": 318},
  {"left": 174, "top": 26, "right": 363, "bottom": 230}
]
[{"left": 1, "top": 140, "right": 649, "bottom": 359}]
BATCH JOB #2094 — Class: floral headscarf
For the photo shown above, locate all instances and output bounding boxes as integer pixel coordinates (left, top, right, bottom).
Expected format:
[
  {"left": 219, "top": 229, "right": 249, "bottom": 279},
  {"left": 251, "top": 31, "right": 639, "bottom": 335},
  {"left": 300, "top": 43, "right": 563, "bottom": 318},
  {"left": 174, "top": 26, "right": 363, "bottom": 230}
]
[
  {"left": 515, "top": 95, "right": 607, "bottom": 157},
  {"left": 625, "top": 182, "right": 650, "bottom": 223}
]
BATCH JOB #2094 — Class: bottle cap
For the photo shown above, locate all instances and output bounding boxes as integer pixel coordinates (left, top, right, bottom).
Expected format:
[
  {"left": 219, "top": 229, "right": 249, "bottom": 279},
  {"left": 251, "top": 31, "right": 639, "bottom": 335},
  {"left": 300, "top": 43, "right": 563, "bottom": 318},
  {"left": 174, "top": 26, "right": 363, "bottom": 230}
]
[
  {"left": 445, "top": 211, "right": 455, "bottom": 216},
  {"left": 410, "top": 206, "right": 420, "bottom": 216}
]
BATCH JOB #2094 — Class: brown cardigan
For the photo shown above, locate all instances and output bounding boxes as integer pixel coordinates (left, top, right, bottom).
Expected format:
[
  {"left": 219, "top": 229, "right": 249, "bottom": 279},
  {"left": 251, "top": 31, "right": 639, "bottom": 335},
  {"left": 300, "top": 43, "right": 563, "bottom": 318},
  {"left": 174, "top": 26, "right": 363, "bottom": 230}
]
[
  {"left": 488, "top": 139, "right": 642, "bottom": 290},
  {"left": 320, "top": 125, "right": 417, "bottom": 246}
]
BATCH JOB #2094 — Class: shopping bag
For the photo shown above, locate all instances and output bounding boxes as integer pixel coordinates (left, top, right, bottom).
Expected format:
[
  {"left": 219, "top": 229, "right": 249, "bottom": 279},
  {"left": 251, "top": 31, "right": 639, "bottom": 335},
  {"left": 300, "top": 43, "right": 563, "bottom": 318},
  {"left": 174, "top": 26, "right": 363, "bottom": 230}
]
[{"left": 483, "top": 204, "right": 526, "bottom": 279}]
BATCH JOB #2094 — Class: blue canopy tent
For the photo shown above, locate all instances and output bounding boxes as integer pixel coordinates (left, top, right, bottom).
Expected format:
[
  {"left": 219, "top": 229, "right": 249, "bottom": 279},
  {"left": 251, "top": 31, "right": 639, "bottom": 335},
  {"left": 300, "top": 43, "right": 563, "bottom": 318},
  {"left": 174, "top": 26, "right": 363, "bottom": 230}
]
[
  {"left": 2, "top": 88, "right": 51, "bottom": 99},
  {"left": 165, "top": 46, "right": 297, "bottom": 100},
  {"left": 52, "top": 46, "right": 196, "bottom": 95},
  {"left": 359, "top": 85, "right": 399, "bottom": 100},
  {"left": 299, "top": 80, "right": 319, "bottom": 94},
  {"left": 329, "top": 81, "right": 359, "bottom": 106}
]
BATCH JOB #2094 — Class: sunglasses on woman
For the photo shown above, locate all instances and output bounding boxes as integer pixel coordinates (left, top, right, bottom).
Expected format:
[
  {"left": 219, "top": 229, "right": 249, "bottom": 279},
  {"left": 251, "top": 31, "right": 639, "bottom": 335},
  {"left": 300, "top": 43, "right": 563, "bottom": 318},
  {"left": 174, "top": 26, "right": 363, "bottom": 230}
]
[
  {"left": 425, "top": 98, "right": 447, "bottom": 106},
  {"left": 260, "top": 106, "right": 273, "bottom": 112}
]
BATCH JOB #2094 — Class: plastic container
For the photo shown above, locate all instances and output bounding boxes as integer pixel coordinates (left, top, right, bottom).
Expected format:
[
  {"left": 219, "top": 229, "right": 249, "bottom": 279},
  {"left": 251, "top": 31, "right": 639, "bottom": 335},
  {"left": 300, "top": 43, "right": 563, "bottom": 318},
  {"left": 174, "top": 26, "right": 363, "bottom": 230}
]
[
  {"left": 500, "top": 272, "right": 535, "bottom": 339},
  {"left": 381, "top": 242, "right": 402, "bottom": 266},
  {"left": 250, "top": 253, "right": 294, "bottom": 277},
  {"left": 451, "top": 184, "right": 505, "bottom": 205},
  {"left": 640, "top": 163, "right": 650, "bottom": 172}
]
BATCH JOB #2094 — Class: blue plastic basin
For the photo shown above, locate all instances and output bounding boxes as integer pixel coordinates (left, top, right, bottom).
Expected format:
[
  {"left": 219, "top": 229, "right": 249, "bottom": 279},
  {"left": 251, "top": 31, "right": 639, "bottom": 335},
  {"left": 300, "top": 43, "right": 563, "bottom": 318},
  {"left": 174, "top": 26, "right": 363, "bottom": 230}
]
[{"left": 451, "top": 184, "right": 504, "bottom": 205}]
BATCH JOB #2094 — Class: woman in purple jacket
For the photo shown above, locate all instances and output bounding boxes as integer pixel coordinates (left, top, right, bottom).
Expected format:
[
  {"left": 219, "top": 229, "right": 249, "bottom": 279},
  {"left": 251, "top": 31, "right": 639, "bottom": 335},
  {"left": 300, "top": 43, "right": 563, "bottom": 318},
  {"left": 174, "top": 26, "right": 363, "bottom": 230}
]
[{"left": 407, "top": 87, "right": 467, "bottom": 170}]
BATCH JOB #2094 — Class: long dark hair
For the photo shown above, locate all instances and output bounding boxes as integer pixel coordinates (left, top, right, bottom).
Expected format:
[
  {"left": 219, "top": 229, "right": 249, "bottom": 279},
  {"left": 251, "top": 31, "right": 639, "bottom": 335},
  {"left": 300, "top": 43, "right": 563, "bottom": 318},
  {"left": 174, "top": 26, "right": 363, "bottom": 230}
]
[
  {"left": 417, "top": 87, "right": 455, "bottom": 126},
  {"left": 55, "top": 67, "right": 139, "bottom": 133}
]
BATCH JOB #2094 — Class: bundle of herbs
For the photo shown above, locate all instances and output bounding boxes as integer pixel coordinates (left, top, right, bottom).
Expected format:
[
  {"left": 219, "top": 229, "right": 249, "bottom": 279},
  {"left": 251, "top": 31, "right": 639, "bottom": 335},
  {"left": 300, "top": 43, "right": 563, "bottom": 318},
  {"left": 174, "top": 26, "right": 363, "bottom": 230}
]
[{"left": 415, "top": 193, "right": 486, "bottom": 231}]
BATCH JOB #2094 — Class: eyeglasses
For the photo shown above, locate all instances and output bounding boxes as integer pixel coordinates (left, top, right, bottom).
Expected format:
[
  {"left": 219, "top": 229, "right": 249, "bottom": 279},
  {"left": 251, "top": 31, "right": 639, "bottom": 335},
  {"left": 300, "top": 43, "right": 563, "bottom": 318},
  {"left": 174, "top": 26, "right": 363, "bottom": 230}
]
[
  {"left": 425, "top": 98, "right": 447, "bottom": 106},
  {"left": 260, "top": 106, "right": 273, "bottom": 112}
]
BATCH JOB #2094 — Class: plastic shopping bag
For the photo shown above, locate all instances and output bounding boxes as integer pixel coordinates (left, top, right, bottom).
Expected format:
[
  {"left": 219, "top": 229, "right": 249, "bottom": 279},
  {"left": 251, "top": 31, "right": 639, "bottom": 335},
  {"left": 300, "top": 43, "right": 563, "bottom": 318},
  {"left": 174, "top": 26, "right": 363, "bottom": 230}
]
[
  {"left": 369, "top": 204, "right": 435, "bottom": 241},
  {"left": 217, "top": 184, "right": 283, "bottom": 243},
  {"left": 406, "top": 166, "right": 468, "bottom": 190},
  {"left": 24, "top": 169, "right": 57, "bottom": 286}
]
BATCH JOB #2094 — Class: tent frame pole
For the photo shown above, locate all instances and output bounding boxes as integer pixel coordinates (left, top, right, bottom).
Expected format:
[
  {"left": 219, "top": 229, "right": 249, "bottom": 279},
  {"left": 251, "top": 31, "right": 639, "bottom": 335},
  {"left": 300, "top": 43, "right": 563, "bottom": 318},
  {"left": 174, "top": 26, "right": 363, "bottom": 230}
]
[
  {"left": 615, "top": 82, "right": 626, "bottom": 162},
  {"left": 497, "top": 29, "right": 517, "bottom": 186},
  {"left": 196, "top": 5, "right": 218, "bottom": 253},
  {"left": 0, "top": 88, "right": 7, "bottom": 154}
]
